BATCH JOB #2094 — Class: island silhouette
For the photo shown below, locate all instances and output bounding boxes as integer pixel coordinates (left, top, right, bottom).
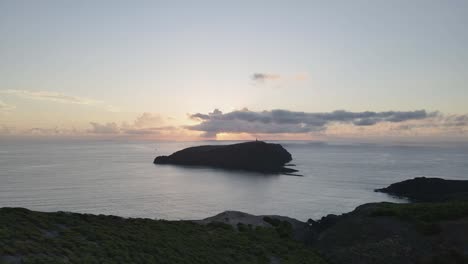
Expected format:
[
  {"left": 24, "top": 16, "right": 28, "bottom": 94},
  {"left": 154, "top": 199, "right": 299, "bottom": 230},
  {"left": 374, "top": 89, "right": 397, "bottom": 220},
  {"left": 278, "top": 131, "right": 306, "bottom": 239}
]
[{"left": 154, "top": 141, "right": 298, "bottom": 174}]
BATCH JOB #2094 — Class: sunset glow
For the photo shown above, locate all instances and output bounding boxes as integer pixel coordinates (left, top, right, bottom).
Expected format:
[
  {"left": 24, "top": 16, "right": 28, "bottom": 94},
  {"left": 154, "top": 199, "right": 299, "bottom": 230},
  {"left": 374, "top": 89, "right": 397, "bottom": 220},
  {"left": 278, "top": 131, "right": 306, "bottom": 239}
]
[{"left": 1, "top": 1, "right": 467, "bottom": 141}]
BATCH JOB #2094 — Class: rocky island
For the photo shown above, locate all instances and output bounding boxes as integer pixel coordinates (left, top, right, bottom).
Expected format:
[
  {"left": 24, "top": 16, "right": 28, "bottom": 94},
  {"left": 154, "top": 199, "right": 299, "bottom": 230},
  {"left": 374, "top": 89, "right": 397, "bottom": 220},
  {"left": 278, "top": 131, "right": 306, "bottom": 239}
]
[{"left": 154, "top": 141, "right": 298, "bottom": 173}]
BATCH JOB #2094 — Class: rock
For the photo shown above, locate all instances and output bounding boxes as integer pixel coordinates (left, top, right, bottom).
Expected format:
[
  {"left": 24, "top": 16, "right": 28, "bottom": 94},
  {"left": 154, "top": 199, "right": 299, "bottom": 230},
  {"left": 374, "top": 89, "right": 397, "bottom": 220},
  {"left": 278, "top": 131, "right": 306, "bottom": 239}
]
[
  {"left": 194, "top": 210, "right": 314, "bottom": 243},
  {"left": 375, "top": 177, "right": 468, "bottom": 202},
  {"left": 312, "top": 214, "right": 340, "bottom": 231},
  {"left": 154, "top": 141, "right": 298, "bottom": 173}
]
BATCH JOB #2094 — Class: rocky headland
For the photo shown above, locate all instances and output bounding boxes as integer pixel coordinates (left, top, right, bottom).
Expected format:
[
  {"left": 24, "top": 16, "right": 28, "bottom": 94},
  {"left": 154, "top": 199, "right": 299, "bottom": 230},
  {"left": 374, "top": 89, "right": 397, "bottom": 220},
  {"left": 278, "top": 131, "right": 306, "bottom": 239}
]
[
  {"left": 154, "top": 141, "right": 298, "bottom": 173},
  {"left": 375, "top": 177, "right": 468, "bottom": 202}
]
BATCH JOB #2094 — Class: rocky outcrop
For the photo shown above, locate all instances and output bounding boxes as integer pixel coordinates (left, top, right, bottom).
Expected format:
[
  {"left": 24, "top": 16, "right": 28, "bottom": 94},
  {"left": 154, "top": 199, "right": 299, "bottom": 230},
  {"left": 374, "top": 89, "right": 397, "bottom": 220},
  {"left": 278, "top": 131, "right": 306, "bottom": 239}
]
[
  {"left": 375, "top": 177, "right": 468, "bottom": 202},
  {"left": 195, "top": 210, "right": 313, "bottom": 242},
  {"left": 195, "top": 200, "right": 468, "bottom": 264},
  {"left": 310, "top": 202, "right": 468, "bottom": 264},
  {"left": 154, "top": 141, "right": 298, "bottom": 173},
  {"left": 312, "top": 178, "right": 468, "bottom": 263}
]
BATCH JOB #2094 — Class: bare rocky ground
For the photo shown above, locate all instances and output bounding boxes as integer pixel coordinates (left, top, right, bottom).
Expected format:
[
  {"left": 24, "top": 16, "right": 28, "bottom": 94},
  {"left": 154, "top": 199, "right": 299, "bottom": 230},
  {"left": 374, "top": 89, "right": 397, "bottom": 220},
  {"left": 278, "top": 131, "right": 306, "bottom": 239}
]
[
  {"left": 196, "top": 210, "right": 305, "bottom": 229},
  {"left": 195, "top": 210, "right": 313, "bottom": 243}
]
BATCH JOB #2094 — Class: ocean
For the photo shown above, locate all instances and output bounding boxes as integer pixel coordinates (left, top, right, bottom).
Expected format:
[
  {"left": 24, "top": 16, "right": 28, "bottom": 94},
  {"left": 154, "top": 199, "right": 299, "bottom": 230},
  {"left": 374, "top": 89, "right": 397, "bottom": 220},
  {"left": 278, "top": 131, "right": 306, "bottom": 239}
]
[{"left": 1, "top": 140, "right": 467, "bottom": 221}]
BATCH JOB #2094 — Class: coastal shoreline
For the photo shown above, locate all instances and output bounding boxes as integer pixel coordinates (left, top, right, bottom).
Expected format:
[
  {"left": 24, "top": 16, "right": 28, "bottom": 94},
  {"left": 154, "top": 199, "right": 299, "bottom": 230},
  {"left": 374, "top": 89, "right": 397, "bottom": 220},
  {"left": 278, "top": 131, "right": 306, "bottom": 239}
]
[{"left": 2, "top": 177, "right": 468, "bottom": 264}]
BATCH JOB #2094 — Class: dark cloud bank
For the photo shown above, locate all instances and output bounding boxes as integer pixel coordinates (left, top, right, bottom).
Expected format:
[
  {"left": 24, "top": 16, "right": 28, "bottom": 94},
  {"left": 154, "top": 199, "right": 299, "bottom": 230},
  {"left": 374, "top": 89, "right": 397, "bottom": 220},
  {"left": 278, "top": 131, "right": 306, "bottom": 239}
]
[{"left": 187, "top": 109, "right": 435, "bottom": 137}]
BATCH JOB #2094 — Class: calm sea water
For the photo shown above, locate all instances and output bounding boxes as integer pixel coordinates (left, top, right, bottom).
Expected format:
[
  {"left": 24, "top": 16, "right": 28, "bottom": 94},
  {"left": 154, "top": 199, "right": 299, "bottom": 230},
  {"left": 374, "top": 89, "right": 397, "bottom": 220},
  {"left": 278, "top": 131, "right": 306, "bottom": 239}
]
[{"left": 1, "top": 140, "right": 468, "bottom": 221}]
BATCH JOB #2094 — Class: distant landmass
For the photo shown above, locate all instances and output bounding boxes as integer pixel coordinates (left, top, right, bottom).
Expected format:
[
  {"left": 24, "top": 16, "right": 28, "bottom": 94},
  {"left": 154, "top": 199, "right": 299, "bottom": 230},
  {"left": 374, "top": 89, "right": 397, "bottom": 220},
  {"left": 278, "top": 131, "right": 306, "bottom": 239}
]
[
  {"left": 154, "top": 141, "right": 298, "bottom": 173},
  {"left": 375, "top": 177, "right": 468, "bottom": 202}
]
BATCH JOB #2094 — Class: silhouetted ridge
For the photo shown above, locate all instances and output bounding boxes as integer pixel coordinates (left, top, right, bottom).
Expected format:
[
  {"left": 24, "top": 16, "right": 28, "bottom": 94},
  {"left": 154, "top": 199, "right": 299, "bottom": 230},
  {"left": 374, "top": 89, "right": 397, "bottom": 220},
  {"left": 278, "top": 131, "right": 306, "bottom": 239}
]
[
  {"left": 375, "top": 177, "right": 468, "bottom": 202},
  {"left": 154, "top": 141, "right": 297, "bottom": 173}
]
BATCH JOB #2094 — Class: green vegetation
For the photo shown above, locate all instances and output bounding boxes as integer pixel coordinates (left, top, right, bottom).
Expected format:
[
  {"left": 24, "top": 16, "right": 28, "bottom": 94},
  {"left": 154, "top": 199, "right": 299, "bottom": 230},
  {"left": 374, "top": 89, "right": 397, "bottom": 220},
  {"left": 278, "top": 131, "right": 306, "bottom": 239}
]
[
  {"left": 370, "top": 201, "right": 468, "bottom": 222},
  {"left": 370, "top": 201, "right": 468, "bottom": 235},
  {"left": 0, "top": 208, "right": 326, "bottom": 264},
  {"left": 262, "top": 217, "right": 293, "bottom": 239}
]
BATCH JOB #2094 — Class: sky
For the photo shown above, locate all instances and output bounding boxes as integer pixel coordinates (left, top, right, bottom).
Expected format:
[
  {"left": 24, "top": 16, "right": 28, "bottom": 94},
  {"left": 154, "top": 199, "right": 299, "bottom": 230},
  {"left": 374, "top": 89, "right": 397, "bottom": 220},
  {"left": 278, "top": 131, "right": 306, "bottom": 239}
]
[{"left": 1, "top": 0, "right": 467, "bottom": 141}]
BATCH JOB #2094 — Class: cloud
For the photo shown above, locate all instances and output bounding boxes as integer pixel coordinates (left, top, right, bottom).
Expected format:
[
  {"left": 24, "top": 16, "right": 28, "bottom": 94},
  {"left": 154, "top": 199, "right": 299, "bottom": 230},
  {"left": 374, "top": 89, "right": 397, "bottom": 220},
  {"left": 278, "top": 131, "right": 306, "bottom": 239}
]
[
  {"left": 186, "top": 109, "right": 434, "bottom": 137},
  {"left": 438, "top": 114, "right": 468, "bottom": 127},
  {"left": 0, "top": 125, "right": 14, "bottom": 135},
  {"left": 87, "top": 122, "right": 177, "bottom": 135},
  {"left": 0, "top": 99, "right": 15, "bottom": 112},
  {"left": 133, "top": 112, "right": 164, "bottom": 128},
  {"left": 320, "top": 112, "right": 468, "bottom": 139},
  {"left": 292, "top": 72, "right": 309, "bottom": 81},
  {"left": 1, "top": 89, "right": 119, "bottom": 112},
  {"left": 0, "top": 126, "right": 76, "bottom": 136},
  {"left": 88, "top": 122, "right": 120, "bottom": 134},
  {"left": 190, "top": 108, "right": 223, "bottom": 121},
  {"left": 389, "top": 113, "right": 468, "bottom": 135},
  {"left": 122, "top": 126, "right": 177, "bottom": 135},
  {"left": 25, "top": 127, "right": 79, "bottom": 135},
  {"left": 2, "top": 89, "right": 97, "bottom": 104},
  {"left": 0, "top": 109, "right": 177, "bottom": 138},
  {"left": 251, "top": 73, "right": 281, "bottom": 82},
  {"left": 251, "top": 72, "right": 309, "bottom": 84},
  {"left": 87, "top": 121, "right": 180, "bottom": 137},
  {"left": 88, "top": 112, "right": 174, "bottom": 136}
]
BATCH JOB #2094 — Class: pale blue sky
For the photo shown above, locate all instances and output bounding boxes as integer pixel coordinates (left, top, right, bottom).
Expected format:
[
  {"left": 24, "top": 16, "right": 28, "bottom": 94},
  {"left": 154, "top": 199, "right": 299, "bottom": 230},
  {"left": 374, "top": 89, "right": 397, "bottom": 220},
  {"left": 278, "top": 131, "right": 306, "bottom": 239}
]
[{"left": 1, "top": 0, "right": 467, "bottom": 139}]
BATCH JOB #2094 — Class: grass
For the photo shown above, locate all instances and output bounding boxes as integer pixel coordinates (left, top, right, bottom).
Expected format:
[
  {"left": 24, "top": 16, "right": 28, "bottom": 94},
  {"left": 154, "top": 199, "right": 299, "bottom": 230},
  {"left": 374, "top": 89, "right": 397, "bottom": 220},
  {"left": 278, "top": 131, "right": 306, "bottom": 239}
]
[{"left": 0, "top": 207, "right": 326, "bottom": 264}]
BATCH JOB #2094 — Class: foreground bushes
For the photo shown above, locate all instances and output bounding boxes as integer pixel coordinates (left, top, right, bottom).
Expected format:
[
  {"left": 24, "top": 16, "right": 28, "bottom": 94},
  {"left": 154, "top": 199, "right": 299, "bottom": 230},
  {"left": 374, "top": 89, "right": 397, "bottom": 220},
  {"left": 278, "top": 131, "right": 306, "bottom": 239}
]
[{"left": 0, "top": 208, "right": 325, "bottom": 264}]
